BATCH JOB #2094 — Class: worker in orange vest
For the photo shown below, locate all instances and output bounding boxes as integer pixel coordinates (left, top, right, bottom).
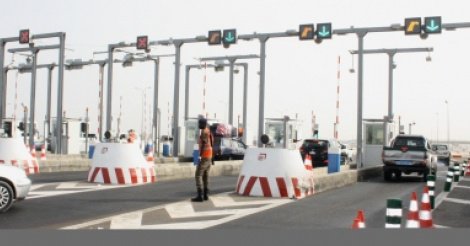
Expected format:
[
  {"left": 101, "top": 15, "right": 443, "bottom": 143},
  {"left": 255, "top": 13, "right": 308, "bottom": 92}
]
[{"left": 191, "top": 117, "right": 214, "bottom": 202}]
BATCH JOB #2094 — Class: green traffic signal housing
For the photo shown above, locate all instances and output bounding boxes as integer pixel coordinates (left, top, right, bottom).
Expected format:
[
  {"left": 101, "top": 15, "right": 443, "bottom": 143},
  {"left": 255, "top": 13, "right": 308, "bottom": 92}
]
[
  {"left": 424, "top": 16, "right": 442, "bottom": 34},
  {"left": 316, "top": 23, "right": 332, "bottom": 39},
  {"left": 223, "top": 29, "right": 237, "bottom": 45}
]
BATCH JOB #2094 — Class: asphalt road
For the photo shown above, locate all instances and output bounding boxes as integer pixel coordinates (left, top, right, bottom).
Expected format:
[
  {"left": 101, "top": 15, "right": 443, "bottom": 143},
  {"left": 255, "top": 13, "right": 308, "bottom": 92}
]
[{"left": 0, "top": 163, "right": 456, "bottom": 229}]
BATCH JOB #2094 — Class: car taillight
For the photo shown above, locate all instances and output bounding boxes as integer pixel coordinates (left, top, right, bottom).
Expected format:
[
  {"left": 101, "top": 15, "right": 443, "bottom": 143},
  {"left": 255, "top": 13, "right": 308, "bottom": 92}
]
[{"left": 323, "top": 160, "right": 328, "bottom": 164}]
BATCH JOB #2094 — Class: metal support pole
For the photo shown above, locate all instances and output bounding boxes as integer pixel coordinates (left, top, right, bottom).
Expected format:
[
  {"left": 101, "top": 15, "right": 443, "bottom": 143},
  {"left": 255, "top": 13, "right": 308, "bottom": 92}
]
[
  {"left": 106, "top": 45, "right": 114, "bottom": 134},
  {"left": 23, "top": 106, "right": 28, "bottom": 144},
  {"left": 228, "top": 59, "right": 235, "bottom": 125},
  {"left": 56, "top": 33, "right": 66, "bottom": 154},
  {"left": 157, "top": 108, "right": 161, "bottom": 157},
  {"left": 28, "top": 49, "right": 38, "bottom": 149},
  {"left": 258, "top": 37, "right": 268, "bottom": 147},
  {"left": 46, "top": 65, "right": 54, "bottom": 143},
  {"left": 0, "top": 40, "right": 8, "bottom": 125},
  {"left": 242, "top": 63, "right": 248, "bottom": 144},
  {"left": 184, "top": 65, "right": 190, "bottom": 121},
  {"left": 172, "top": 41, "right": 183, "bottom": 157},
  {"left": 356, "top": 33, "right": 366, "bottom": 168},
  {"left": 388, "top": 53, "right": 395, "bottom": 122},
  {"left": 153, "top": 59, "right": 160, "bottom": 154},
  {"left": 98, "top": 64, "right": 105, "bottom": 142},
  {"left": 85, "top": 107, "right": 89, "bottom": 154}
]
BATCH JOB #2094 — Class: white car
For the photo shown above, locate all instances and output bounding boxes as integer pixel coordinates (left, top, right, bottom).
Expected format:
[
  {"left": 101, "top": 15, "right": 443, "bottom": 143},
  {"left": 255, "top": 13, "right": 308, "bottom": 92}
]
[{"left": 0, "top": 165, "right": 31, "bottom": 213}]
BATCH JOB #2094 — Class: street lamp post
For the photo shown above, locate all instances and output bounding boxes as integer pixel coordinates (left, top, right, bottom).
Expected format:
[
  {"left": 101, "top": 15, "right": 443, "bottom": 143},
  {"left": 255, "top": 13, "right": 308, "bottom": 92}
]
[{"left": 445, "top": 100, "right": 450, "bottom": 147}]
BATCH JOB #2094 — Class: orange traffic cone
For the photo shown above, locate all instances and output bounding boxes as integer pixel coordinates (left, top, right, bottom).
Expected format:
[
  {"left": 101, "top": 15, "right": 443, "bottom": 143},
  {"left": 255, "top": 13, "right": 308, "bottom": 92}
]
[
  {"left": 406, "top": 192, "right": 420, "bottom": 228},
  {"left": 30, "top": 145, "right": 37, "bottom": 158},
  {"left": 304, "top": 154, "right": 313, "bottom": 170},
  {"left": 352, "top": 210, "right": 366, "bottom": 229},
  {"left": 419, "top": 187, "right": 433, "bottom": 228},
  {"left": 39, "top": 144, "right": 47, "bottom": 161},
  {"left": 146, "top": 144, "right": 154, "bottom": 165}
]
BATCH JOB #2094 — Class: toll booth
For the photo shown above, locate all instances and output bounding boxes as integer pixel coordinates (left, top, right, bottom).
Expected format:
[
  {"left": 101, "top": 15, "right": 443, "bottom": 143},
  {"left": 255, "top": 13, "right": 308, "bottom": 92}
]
[
  {"left": 264, "top": 116, "right": 301, "bottom": 150},
  {"left": 50, "top": 118, "right": 90, "bottom": 154},
  {"left": 363, "top": 118, "right": 395, "bottom": 167},
  {"left": 1, "top": 118, "right": 16, "bottom": 138}
]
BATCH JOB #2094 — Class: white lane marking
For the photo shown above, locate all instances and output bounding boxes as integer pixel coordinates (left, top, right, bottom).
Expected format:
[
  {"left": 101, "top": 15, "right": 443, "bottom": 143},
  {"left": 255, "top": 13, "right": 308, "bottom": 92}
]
[
  {"left": 454, "top": 185, "right": 470, "bottom": 189},
  {"left": 444, "top": 197, "right": 470, "bottom": 205},
  {"left": 27, "top": 181, "right": 133, "bottom": 199},
  {"left": 434, "top": 224, "right": 450, "bottom": 228},
  {"left": 62, "top": 192, "right": 293, "bottom": 230}
]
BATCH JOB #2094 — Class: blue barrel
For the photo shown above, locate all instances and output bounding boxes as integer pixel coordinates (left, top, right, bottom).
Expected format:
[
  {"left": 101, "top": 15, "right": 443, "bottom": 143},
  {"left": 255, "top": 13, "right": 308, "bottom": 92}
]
[
  {"left": 144, "top": 144, "right": 151, "bottom": 154},
  {"left": 163, "top": 143, "right": 170, "bottom": 157},
  {"left": 327, "top": 147, "right": 341, "bottom": 174},
  {"left": 193, "top": 149, "right": 200, "bottom": 166},
  {"left": 88, "top": 145, "right": 95, "bottom": 159}
]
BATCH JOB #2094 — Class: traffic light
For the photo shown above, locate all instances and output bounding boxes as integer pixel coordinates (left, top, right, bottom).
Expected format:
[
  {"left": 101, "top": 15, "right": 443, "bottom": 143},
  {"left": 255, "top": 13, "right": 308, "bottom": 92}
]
[
  {"left": 223, "top": 29, "right": 237, "bottom": 45},
  {"left": 424, "top": 16, "right": 442, "bottom": 34},
  {"left": 136, "top": 36, "right": 148, "bottom": 50},
  {"left": 208, "top": 30, "right": 222, "bottom": 45},
  {"left": 316, "top": 23, "right": 332, "bottom": 39},
  {"left": 404, "top": 18, "right": 422, "bottom": 35},
  {"left": 18, "top": 122, "right": 25, "bottom": 131},
  {"left": 19, "top": 29, "right": 30, "bottom": 44},
  {"left": 299, "top": 24, "right": 314, "bottom": 40}
]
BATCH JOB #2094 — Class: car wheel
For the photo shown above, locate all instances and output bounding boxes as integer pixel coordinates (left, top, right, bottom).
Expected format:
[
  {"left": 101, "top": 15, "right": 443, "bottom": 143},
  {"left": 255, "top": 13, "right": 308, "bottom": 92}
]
[
  {"left": 0, "top": 181, "right": 14, "bottom": 213},
  {"left": 395, "top": 171, "right": 402, "bottom": 180}
]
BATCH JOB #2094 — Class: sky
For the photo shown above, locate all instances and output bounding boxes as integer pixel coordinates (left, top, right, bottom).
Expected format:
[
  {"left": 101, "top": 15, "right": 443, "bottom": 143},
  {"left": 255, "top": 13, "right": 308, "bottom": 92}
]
[{"left": 2, "top": 0, "right": 470, "bottom": 145}]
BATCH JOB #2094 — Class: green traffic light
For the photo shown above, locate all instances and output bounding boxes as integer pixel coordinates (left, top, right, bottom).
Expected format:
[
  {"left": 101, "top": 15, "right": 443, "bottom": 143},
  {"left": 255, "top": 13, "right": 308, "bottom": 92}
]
[{"left": 424, "top": 16, "right": 442, "bottom": 34}]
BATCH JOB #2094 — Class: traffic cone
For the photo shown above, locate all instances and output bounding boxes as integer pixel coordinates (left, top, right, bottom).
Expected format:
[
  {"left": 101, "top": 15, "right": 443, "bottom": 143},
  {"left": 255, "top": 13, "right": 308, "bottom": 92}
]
[
  {"left": 146, "top": 144, "right": 154, "bottom": 165},
  {"left": 465, "top": 163, "right": 470, "bottom": 177},
  {"left": 304, "top": 154, "right": 313, "bottom": 170},
  {"left": 453, "top": 163, "right": 460, "bottom": 182},
  {"left": 385, "top": 199, "right": 402, "bottom": 228},
  {"left": 419, "top": 186, "right": 433, "bottom": 228},
  {"left": 426, "top": 175, "right": 436, "bottom": 209},
  {"left": 352, "top": 210, "right": 365, "bottom": 229},
  {"left": 40, "top": 144, "right": 46, "bottom": 161},
  {"left": 30, "top": 145, "right": 37, "bottom": 158},
  {"left": 460, "top": 162, "right": 466, "bottom": 177},
  {"left": 406, "top": 192, "right": 420, "bottom": 228}
]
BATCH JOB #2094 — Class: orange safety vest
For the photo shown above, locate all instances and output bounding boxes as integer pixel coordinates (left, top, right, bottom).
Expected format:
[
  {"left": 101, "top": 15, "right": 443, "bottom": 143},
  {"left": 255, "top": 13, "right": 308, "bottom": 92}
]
[{"left": 199, "top": 127, "right": 213, "bottom": 159}]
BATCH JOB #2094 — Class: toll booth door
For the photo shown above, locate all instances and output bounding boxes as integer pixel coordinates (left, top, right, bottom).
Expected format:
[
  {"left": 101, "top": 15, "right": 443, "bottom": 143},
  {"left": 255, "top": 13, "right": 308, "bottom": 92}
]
[{"left": 363, "top": 122, "right": 384, "bottom": 167}]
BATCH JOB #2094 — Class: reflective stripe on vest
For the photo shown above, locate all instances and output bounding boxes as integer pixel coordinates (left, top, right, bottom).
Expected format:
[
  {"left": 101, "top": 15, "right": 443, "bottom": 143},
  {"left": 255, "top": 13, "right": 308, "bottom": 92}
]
[{"left": 199, "top": 128, "right": 213, "bottom": 159}]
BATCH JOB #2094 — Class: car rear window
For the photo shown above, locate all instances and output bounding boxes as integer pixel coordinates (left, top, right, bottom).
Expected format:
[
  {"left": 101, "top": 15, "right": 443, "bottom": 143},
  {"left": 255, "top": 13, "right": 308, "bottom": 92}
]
[
  {"left": 393, "top": 137, "right": 425, "bottom": 148},
  {"left": 303, "top": 140, "right": 328, "bottom": 150}
]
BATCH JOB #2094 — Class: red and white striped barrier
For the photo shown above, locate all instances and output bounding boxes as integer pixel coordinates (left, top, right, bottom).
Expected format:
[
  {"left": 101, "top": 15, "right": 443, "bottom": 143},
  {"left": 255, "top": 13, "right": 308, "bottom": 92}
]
[
  {"left": 465, "top": 163, "right": 470, "bottom": 177},
  {"left": 88, "top": 143, "right": 156, "bottom": 185},
  {"left": 0, "top": 138, "right": 40, "bottom": 175},
  {"left": 304, "top": 154, "right": 313, "bottom": 171},
  {"left": 235, "top": 148, "right": 314, "bottom": 199}
]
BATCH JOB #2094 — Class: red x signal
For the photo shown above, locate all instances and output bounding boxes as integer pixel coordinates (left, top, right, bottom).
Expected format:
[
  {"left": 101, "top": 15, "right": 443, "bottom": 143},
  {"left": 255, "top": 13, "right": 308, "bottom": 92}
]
[
  {"left": 136, "top": 36, "right": 148, "bottom": 50},
  {"left": 19, "top": 29, "right": 30, "bottom": 44}
]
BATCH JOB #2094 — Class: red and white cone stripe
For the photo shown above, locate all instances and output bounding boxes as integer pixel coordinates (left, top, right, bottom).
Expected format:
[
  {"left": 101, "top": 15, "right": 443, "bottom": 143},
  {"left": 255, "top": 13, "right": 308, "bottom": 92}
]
[
  {"left": 235, "top": 175, "right": 314, "bottom": 199},
  {"left": 465, "top": 163, "right": 470, "bottom": 176},
  {"left": 146, "top": 145, "right": 154, "bottom": 165},
  {"left": 304, "top": 154, "right": 313, "bottom": 170},
  {"left": 40, "top": 144, "right": 47, "bottom": 161},
  {"left": 0, "top": 159, "right": 39, "bottom": 175},
  {"left": 406, "top": 192, "right": 420, "bottom": 228},
  {"left": 88, "top": 166, "right": 156, "bottom": 185},
  {"left": 30, "top": 145, "right": 37, "bottom": 158},
  {"left": 419, "top": 187, "right": 433, "bottom": 228}
]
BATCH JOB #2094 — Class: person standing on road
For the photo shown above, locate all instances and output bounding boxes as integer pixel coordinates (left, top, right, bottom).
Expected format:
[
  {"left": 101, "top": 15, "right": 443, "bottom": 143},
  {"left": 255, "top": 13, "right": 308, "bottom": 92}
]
[{"left": 191, "top": 117, "right": 214, "bottom": 202}]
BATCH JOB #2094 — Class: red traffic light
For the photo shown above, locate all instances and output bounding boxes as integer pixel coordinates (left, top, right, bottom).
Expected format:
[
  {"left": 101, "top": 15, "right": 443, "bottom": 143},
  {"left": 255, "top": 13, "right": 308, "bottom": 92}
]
[
  {"left": 136, "top": 36, "right": 148, "bottom": 50},
  {"left": 19, "top": 29, "right": 30, "bottom": 44}
]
